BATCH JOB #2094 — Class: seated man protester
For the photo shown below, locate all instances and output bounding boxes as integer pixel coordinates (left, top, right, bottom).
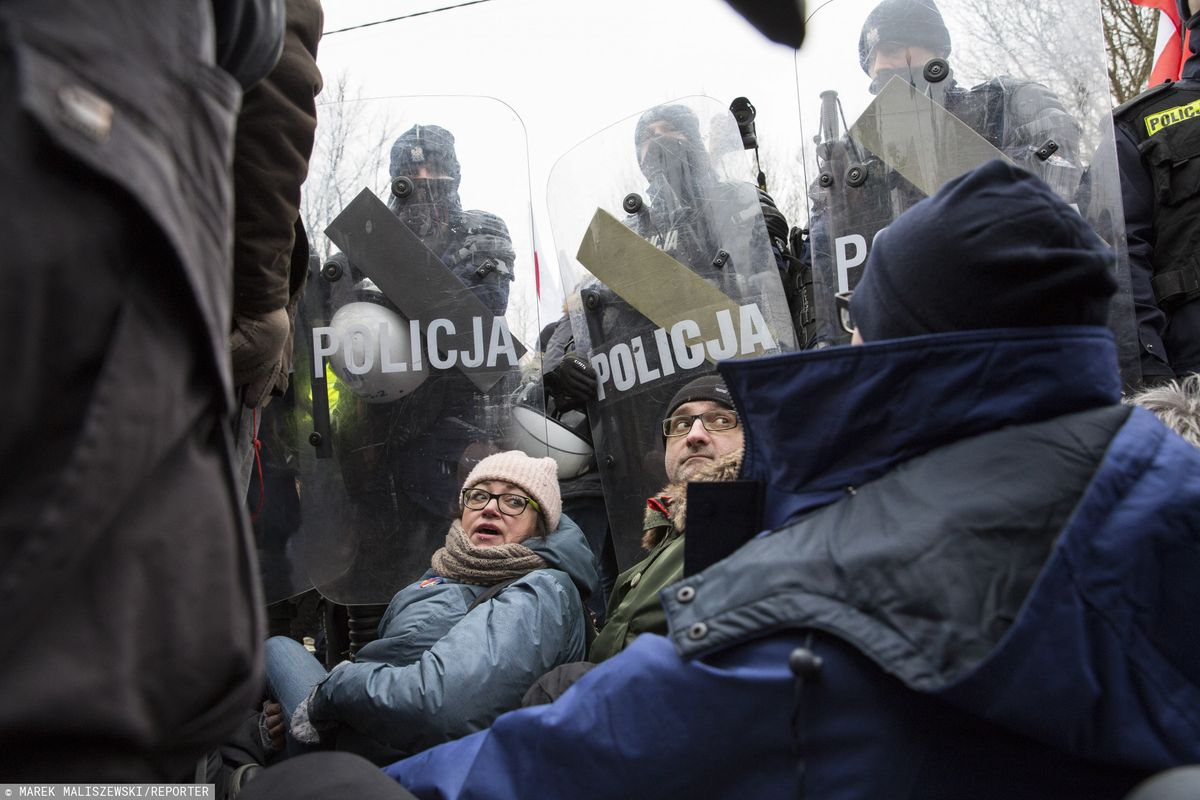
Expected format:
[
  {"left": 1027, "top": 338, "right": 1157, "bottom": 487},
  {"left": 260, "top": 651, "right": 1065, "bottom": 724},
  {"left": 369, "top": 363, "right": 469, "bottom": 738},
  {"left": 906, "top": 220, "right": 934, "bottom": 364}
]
[
  {"left": 589, "top": 373, "right": 743, "bottom": 662},
  {"left": 523, "top": 374, "right": 743, "bottom": 703},
  {"left": 381, "top": 159, "right": 1200, "bottom": 800}
]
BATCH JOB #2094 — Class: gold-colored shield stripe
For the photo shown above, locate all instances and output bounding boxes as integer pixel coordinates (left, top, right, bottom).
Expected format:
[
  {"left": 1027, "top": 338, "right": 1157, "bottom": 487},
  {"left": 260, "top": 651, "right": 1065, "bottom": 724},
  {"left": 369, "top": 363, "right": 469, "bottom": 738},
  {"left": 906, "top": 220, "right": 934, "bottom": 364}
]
[
  {"left": 576, "top": 209, "right": 770, "bottom": 363},
  {"left": 850, "top": 76, "right": 1011, "bottom": 198}
]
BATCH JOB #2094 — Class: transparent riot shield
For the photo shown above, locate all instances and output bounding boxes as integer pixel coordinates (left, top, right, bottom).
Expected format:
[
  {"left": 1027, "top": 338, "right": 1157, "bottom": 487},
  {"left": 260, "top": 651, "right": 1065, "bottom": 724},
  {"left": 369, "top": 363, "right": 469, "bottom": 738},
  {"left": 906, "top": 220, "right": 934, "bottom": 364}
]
[
  {"left": 292, "top": 95, "right": 543, "bottom": 605},
  {"left": 547, "top": 96, "right": 797, "bottom": 569},
  {"left": 794, "top": 0, "right": 1140, "bottom": 385}
]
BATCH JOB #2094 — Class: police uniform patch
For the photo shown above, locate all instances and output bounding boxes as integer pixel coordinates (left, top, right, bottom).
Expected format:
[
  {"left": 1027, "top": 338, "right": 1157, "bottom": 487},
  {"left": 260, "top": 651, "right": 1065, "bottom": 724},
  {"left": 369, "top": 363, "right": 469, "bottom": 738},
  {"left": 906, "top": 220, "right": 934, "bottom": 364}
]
[
  {"left": 419, "top": 576, "right": 444, "bottom": 588},
  {"left": 1144, "top": 97, "right": 1200, "bottom": 136}
]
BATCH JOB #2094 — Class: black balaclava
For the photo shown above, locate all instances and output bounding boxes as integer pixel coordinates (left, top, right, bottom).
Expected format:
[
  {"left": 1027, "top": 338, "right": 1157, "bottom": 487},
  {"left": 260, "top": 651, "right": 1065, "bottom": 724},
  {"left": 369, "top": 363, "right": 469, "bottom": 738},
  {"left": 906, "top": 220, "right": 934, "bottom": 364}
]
[
  {"left": 388, "top": 124, "right": 464, "bottom": 248},
  {"left": 633, "top": 105, "right": 718, "bottom": 206},
  {"left": 850, "top": 159, "right": 1116, "bottom": 342},
  {"left": 858, "top": 0, "right": 952, "bottom": 94}
]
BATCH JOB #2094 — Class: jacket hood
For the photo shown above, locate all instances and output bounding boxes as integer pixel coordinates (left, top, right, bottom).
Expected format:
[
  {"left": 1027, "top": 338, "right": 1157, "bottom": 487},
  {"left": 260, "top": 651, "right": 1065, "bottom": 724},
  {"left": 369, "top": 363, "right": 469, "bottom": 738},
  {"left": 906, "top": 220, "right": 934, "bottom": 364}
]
[
  {"left": 642, "top": 448, "right": 744, "bottom": 550},
  {"left": 719, "top": 326, "right": 1122, "bottom": 531},
  {"left": 849, "top": 160, "right": 1115, "bottom": 341},
  {"left": 523, "top": 514, "right": 601, "bottom": 601}
]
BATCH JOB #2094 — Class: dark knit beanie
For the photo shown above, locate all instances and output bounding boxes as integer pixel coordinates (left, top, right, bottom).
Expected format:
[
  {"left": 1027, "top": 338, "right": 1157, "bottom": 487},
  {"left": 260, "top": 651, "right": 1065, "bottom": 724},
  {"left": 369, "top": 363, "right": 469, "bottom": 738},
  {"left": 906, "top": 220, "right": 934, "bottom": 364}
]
[
  {"left": 664, "top": 374, "right": 733, "bottom": 436},
  {"left": 390, "top": 124, "right": 461, "bottom": 184},
  {"left": 858, "top": 0, "right": 952, "bottom": 74},
  {"left": 849, "top": 159, "right": 1116, "bottom": 342}
]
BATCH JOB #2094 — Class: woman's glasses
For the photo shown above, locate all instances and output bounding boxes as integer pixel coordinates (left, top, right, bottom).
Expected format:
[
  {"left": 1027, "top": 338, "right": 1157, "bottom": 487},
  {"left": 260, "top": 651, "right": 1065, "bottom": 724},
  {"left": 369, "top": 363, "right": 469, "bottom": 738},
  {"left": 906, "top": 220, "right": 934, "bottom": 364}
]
[{"left": 461, "top": 488, "right": 540, "bottom": 516}]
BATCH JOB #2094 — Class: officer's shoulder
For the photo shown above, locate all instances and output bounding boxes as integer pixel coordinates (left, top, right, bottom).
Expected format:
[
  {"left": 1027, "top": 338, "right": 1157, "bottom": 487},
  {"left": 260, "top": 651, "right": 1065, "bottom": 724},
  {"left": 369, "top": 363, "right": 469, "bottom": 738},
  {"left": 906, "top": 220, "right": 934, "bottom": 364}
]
[
  {"left": 970, "top": 74, "right": 1010, "bottom": 90},
  {"left": 461, "top": 208, "right": 510, "bottom": 236},
  {"left": 1114, "top": 81, "right": 1177, "bottom": 120},
  {"left": 972, "top": 75, "right": 1062, "bottom": 102},
  {"left": 969, "top": 74, "right": 1033, "bottom": 92}
]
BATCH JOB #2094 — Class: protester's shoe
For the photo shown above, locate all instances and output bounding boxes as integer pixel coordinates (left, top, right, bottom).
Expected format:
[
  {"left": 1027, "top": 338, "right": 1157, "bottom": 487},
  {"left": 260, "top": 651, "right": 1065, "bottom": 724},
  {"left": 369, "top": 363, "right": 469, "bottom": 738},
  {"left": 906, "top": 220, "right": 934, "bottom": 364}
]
[{"left": 228, "top": 763, "right": 262, "bottom": 799}]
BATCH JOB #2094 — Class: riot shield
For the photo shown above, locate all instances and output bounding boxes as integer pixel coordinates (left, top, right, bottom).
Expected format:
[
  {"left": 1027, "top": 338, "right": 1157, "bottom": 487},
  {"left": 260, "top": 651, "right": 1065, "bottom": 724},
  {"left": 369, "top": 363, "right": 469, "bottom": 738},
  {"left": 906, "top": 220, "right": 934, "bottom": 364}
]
[
  {"left": 794, "top": 0, "right": 1140, "bottom": 385},
  {"left": 547, "top": 96, "right": 797, "bottom": 569},
  {"left": 292, "top": 95, "right": 543, "bottom": 605}
]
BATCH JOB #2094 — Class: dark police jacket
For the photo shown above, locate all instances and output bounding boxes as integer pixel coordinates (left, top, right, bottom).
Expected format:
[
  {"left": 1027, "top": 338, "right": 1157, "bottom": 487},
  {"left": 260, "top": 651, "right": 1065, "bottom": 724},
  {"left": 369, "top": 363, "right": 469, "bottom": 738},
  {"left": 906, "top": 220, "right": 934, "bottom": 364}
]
[{"left": 1115, "top": 33, "right": 1200, "bottom": 377}]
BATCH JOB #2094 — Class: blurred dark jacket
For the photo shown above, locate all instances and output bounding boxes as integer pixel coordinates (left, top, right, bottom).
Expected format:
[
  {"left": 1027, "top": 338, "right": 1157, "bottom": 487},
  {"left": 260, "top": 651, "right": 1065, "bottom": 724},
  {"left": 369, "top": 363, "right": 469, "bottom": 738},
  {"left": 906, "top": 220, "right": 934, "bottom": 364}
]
[
  {"left": 0, "top": 0, "right": 282, "bottom": 780},
  {"left": 232, "top": 0, "right": 324, "bottom": 396}
]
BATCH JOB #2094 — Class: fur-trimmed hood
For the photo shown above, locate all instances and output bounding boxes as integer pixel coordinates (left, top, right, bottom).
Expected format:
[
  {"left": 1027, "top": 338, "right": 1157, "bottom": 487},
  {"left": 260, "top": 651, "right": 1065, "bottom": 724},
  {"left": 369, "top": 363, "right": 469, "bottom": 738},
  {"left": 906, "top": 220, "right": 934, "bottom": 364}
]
[{"left": 642, "top": 449, "right": 744, "bottom": 549}]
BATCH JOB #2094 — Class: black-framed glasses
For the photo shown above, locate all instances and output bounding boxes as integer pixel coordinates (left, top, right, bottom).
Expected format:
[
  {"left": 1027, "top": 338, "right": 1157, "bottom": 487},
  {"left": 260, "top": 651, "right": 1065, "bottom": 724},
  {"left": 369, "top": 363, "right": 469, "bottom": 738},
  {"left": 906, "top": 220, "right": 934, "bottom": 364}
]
[
  {"left": 461, "top": 488, "right": 540, "bottom": 516},
  {"left": 662, "top": 409, "right": 739, "bottom": 438},
  {"left": 835, "top": 291, "right": 855, "bottom": 334}
]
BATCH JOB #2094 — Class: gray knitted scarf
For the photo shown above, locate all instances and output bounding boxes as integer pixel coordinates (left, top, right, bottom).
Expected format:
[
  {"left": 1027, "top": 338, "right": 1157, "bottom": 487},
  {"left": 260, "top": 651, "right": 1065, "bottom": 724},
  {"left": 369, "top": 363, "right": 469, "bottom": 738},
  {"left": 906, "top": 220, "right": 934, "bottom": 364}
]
[{"left": 430, "top": 520, "right": 548, "bottom": 585}]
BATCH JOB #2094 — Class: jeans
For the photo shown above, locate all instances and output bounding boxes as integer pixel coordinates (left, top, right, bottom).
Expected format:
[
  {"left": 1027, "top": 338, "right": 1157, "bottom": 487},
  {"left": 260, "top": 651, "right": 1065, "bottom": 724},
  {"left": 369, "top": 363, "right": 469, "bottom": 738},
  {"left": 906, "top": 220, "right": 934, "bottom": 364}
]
[
  {"left": 264, "top": 635, "right": 408, "bottom": 765},
  {"left": 266, "top": 636, "right": 328, "bottom": 718},
  {"left": 265, "top": 635, "right": 329, "bottom": 757}
]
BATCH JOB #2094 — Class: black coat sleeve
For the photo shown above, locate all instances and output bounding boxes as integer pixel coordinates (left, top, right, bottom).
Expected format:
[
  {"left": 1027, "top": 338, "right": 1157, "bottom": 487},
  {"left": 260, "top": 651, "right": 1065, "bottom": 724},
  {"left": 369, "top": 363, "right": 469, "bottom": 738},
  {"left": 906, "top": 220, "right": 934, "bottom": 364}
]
[
  {"left": 212, "top": 0, "right": 287, "bottom": 89},
  {"left": 232, "top": 0, "right": 323, "bottom": 316}
]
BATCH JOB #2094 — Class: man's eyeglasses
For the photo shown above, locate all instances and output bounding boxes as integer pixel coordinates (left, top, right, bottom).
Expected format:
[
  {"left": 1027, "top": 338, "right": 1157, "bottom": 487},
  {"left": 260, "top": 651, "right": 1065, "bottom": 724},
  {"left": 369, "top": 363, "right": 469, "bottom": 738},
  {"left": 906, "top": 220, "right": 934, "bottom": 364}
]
[
  {"left": 835, "top": 291, "right": 855, "bottom": 334},
  {"left": 662, "top": 409, "right": 739, "bottom": 438},
  {"left": 461, "top": 488, "right": 540, "bottom": 516}
]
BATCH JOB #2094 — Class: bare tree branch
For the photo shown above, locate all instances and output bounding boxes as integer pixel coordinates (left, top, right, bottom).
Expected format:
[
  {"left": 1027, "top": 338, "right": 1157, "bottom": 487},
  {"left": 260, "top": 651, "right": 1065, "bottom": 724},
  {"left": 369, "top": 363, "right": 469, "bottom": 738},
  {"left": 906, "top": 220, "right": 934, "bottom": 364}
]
[
  {"left": 1101, "top": 0, "right": 1159, "bottom": 104},
  {"left": 301, "top": 73, "right": 395, "bottom": 262}
]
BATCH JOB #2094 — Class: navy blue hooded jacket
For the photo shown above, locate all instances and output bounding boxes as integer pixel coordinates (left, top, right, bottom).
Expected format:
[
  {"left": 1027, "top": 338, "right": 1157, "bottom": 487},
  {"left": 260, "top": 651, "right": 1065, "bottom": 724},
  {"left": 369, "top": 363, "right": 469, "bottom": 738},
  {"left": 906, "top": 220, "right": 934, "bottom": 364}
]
[{"left": 383, "top": 328, "right": 1200, "bottom": 799}]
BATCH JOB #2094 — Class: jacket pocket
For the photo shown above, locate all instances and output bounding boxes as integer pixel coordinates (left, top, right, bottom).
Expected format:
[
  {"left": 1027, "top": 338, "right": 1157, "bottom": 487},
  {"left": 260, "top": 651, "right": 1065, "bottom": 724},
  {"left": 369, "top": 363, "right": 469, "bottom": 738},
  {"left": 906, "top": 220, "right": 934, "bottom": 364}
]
[
  {"left": 1139, "top": 130, "right": 1200, "bottom": 208},
  {"left": 9, "top": 25, "right": 241, "bottom": 399}
]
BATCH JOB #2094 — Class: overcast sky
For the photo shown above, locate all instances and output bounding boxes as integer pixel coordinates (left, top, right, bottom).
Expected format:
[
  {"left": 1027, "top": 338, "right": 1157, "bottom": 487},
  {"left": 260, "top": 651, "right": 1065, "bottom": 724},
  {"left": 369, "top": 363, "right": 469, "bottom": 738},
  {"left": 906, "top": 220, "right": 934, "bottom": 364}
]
[{"left": 313, "top": 0, "right": 805, "bottom": 329}]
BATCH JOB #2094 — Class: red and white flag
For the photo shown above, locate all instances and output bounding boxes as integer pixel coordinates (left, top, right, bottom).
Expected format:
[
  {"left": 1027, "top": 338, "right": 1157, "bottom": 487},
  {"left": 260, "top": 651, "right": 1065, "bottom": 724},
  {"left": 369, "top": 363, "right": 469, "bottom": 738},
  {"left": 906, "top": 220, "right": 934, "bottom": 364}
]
[
  {"left": 529, "top": 207, "right": 542, "bottom": 300},
  {"left": 1132, "top": 0, "right": 1191, "bottom": 86}
]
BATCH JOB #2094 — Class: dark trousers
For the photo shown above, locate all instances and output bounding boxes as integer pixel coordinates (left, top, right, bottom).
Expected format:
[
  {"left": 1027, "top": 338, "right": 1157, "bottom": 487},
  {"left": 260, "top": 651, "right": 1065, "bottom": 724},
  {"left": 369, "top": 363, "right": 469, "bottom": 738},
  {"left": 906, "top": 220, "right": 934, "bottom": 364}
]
[{"left": 239, "top": 752, "right": 418, "bottom": 800}]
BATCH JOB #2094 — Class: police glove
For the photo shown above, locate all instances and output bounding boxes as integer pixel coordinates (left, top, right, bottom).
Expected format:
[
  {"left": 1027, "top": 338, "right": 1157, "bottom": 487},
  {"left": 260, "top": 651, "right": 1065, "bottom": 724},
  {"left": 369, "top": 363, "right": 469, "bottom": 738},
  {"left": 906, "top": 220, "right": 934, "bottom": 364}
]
[
  {"left": 544, "top": 351, "right": 597, "bottom": 412},
  {"left": 450, "top": 233, "right": 516, "bottom": 279},
  {"left": 230, "top": 306, "right": 290, "bottom": 409}
]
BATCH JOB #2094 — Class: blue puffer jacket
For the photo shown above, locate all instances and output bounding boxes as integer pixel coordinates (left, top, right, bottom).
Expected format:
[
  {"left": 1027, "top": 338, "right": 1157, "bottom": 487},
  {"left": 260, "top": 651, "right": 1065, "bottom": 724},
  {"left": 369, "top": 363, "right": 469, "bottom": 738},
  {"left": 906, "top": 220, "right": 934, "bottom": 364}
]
[
  {"left": 384, "top": 327, "right": 1200, "bottom": 798},
  {"left": 311, "top": 515, "right": 599, "bottom": 754}
]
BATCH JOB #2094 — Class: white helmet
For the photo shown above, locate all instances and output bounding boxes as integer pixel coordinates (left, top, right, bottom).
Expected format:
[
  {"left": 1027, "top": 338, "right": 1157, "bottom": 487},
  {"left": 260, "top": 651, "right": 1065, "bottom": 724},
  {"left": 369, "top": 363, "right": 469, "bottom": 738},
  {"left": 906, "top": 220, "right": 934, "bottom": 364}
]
[
  {"left": 327, "top": 301, "right": 427, "bottom": 402},
  {"left": 509, "top": 406, "right": 594, "bottom": 480}
]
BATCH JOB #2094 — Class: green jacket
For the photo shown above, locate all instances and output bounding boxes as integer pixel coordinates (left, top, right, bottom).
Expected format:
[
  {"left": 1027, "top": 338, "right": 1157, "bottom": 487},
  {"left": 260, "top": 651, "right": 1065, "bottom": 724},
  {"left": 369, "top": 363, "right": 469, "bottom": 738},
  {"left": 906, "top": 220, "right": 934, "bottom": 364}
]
[{"left": 588, "top": 508, "right": 684, "bottom": 663}]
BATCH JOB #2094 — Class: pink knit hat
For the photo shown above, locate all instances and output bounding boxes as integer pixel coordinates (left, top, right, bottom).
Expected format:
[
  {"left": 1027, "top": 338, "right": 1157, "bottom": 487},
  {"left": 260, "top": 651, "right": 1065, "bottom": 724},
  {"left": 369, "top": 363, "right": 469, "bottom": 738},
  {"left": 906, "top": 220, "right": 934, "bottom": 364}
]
[{"left": 461, "top": 451, "right": 562, "bottom": 531}]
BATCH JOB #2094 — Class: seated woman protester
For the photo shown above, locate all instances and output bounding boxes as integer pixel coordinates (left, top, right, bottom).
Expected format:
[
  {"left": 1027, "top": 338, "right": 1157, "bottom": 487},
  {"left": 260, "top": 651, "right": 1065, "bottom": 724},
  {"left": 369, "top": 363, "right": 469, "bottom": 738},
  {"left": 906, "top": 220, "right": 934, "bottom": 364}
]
[{"left": 263, "top": 451, "right": 599, "bottom": 762}]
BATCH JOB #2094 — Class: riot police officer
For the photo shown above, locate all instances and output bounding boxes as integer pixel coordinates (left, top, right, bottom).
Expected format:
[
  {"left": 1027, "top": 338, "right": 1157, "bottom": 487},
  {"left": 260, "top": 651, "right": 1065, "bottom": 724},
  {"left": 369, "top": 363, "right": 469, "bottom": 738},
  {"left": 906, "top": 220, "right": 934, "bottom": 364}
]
[
  {"left": 545, "top": 99, "right": 798, "bottom": 571},
  {"left": 805, "top": 0, "right": 1085, "bottom": 347},
  {"left": 856, "top": 0, "right": 1082, "bottom": 199},
  {"left": 1113, "top": 0, "right": 1200, "bottom": 382},
  {"left": 317, "top": 123, "right": 521, "bottom": 607}
]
